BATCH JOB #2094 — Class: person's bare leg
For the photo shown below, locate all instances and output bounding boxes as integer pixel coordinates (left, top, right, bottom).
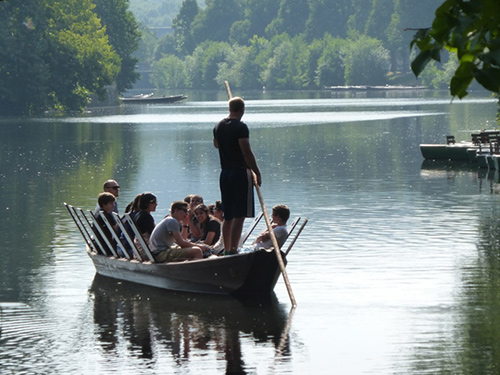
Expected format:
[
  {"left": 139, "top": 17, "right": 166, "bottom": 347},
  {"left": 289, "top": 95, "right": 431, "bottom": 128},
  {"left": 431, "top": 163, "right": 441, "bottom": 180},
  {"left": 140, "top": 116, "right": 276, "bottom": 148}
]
[
  {"left": 183, "top": 247, "right": 203, "bottom": 259},
  {"left": 222, "top": 219, "right": 232, "bottom": 253},
  {"left": 229, "top": 217, "right": 245, "bottom": 253}
]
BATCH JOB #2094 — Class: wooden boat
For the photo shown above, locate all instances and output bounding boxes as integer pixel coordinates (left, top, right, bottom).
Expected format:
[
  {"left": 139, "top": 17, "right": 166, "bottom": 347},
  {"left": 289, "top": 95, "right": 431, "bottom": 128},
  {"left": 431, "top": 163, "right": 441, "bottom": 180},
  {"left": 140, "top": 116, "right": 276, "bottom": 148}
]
[
  {"left": 64, "top": 203, "right": 307, "bottom": 296},
  {"left": 88, "top": 248, "right": 285, "bottom": 295},
  {"left": 120, "top": 94, "right": 187, "bottom": 104}
]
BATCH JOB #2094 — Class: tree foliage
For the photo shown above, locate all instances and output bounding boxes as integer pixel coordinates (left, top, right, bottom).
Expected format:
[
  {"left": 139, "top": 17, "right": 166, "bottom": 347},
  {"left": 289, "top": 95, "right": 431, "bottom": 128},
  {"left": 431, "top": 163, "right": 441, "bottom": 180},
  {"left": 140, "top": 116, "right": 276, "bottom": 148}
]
[
  {"left": 149, "top": 0, "right": 447, "bottom": 91},
  {"left": 0, "top": 0, "right": 140, "bottom": 115},
  {"left": 93, "top": 0, "right": 141, "bottom": 92},
  {"left": 410, "top": 0, "right": 500, "bottom": 98},
  {"left": 344, "top": 36, "right": 390, "bottom": 85}
]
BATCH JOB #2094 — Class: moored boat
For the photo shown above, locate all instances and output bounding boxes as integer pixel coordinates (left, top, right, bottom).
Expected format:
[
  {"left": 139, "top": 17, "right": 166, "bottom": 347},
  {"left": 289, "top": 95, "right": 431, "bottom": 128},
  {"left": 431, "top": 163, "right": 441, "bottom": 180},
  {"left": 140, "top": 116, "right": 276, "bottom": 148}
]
[
  {"left": 120, "top": 94, "right": 187, "bottom": 104},
  {"left": 420, "top": 131, "right": 500, "bottom": 163}
]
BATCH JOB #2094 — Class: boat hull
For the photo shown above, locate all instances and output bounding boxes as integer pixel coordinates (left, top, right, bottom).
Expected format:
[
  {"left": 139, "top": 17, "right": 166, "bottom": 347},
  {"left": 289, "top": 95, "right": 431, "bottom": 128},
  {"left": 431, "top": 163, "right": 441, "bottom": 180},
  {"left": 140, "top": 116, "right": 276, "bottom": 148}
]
[
  {"left": 88, "top": 249, "right": 285, "bottom": 296},
  {"left": 120, "top": 95, "right": 187, "bottom": 104},
  {"left": 420, "top": 143, "right": 474, "bottom": 161}
]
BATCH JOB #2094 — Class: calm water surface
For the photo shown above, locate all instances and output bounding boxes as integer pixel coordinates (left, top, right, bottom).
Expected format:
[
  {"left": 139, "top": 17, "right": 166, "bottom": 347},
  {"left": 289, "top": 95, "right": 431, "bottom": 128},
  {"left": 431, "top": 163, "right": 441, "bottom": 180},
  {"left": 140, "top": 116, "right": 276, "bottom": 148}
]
[{"left": 1, "top": 90, "right": 500, "bottom": 374}]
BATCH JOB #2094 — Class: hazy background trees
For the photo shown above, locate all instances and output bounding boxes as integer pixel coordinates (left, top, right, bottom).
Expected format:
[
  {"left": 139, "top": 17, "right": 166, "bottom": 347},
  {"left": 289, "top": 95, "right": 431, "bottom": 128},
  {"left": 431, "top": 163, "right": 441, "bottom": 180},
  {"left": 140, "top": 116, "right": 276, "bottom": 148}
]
[
  {"left": 5, "top": 0, "right": 488, "bottom": 115},
  {"left": 138, "top": 0, "right": 443, "bottom": 91}
]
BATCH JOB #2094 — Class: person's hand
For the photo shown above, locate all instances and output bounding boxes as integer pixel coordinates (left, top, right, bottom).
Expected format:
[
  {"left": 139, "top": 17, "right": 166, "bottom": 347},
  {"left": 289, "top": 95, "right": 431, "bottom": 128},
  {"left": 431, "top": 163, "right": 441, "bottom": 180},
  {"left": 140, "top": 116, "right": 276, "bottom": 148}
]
[{"left": 253, "top": 171, "right": 262, "bottom": 187}]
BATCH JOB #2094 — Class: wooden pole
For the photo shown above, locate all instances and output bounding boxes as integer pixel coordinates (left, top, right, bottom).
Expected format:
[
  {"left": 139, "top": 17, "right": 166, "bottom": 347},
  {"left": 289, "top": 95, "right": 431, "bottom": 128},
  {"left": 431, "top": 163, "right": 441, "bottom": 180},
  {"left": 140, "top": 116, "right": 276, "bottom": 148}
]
[
  {"left": 224, "top": 80, "right": 297, "bottom": 307},
  {"left": 253, "top": 173, "right": 297, "bottom": 307}
]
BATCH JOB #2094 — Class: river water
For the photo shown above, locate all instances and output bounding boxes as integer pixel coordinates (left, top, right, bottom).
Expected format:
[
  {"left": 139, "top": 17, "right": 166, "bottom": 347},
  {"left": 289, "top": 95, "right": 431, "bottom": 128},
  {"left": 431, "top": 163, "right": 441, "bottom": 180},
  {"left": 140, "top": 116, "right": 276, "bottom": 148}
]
[{"left": 1, "top": 90, "right": 500, "bottom": 374}]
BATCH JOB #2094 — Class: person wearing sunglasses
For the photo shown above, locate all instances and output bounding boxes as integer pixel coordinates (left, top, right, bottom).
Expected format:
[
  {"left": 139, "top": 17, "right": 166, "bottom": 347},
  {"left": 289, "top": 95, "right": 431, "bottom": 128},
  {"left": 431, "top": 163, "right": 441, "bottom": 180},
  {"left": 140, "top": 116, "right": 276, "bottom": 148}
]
[
  {"left": 149, "top": 201, "right": 210, "bottom": 262},
  {"left": 94, "top": 179, "right": 120, "bottom": 216}
]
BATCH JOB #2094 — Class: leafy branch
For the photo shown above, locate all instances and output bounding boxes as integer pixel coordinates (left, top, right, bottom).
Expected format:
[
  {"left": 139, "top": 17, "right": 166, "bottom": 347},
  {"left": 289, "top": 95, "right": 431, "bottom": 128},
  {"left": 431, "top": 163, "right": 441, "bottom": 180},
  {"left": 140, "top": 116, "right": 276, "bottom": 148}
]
[{"left": 410, "top": 0, "right": 500, "bottom": 98}]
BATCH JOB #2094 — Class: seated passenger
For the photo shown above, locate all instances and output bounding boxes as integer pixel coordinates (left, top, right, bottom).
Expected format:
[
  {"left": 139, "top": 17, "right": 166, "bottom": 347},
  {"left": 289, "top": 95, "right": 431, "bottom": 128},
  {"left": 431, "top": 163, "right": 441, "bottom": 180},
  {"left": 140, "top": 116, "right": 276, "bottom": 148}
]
[
  {"left": 134, "top": 193, "right": 157, "bottom": 240},
  {"left": 194, "top": 204, "right": 221, "bottom": 247},
  {"left": 149, "top": 201, "right": 210, "bottom": 262},
  {"left": 209, "top": 200, "right": 225, "bottom": 254},
  {"left": 94, "top": 179, "right": 120, "bottom": 216},
  {"left": 186, "top": 194, "right": 204, "bottom": 241},
  {"left": 208, "top": 200, "right": 224, "bottom": 222},
  {"left": 251, "top": 204, "right": 290, "bottom": 250},
  {"left": 93, "top": 192, "right": 119, "bottom": 256},
  {"left": 118, "top": 194, "right": 141, "bottom": 257}
]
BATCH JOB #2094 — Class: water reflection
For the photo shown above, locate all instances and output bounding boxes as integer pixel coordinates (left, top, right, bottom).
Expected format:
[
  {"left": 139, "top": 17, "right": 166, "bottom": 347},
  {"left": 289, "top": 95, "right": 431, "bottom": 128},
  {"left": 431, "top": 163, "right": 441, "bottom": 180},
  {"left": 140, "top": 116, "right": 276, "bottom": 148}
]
[
  {"left": 2, "top": 92, "right": 500, "bottom": 374},
  {"left": 420, "top": 160, "right": 500, "bottom": 194},
  {"left": 90, "top": 275, "right": 292, "bottom": 373}
]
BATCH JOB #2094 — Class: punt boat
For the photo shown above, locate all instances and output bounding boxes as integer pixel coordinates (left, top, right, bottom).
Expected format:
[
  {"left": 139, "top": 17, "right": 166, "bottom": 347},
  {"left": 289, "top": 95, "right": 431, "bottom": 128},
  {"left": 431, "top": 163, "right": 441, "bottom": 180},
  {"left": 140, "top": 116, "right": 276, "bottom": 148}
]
[{"left": 64, "top": 203, "right": 307, "bottom": 296}]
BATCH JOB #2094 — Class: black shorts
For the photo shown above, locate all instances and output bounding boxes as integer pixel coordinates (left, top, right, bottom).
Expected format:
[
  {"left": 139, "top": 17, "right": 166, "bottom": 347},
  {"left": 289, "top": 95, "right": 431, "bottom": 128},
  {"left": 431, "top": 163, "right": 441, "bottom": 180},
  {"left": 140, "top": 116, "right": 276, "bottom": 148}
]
[{"left": 220, "top": 168, "right": 255, "bottom": 220}]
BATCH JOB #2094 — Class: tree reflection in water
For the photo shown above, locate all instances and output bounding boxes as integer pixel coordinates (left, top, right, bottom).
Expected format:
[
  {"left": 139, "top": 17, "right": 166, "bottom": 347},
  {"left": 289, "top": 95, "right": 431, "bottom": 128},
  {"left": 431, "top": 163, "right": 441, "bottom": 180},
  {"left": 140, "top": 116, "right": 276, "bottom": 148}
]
[{"left": 90, "top": 274, "right": 291, "bottom": 372}]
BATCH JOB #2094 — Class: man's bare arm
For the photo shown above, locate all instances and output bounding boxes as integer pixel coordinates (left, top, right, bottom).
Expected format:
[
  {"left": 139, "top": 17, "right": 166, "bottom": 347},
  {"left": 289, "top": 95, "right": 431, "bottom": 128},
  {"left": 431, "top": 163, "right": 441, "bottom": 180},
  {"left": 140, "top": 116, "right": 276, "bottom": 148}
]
[{"left": 239, "top": 138, "right": 261, "bottom": 186}]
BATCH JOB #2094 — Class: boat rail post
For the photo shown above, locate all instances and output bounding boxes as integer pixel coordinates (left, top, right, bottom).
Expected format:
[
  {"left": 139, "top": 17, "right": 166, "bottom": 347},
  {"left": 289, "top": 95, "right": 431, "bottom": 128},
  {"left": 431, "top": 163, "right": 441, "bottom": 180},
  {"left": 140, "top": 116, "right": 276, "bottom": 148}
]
[
  {"left": 71, "top": 206, "right": 97, "bottom": 250},
  {"left": 123, "top": 213, "right": 156, "bottom": 262},
  {"left": 77, "top": 208, "right": 108, "bottom": 256},
  {"left": 238, "top": 212, "right": 264, "bottom": 247},
  {"left": 284, "top": 218, "right": 308, "bottom": 256},
  {"left": 99, "top": 211, "right": 131, "bottom": 259},
  {"left": 112, "top": 212, "right": 145, "bottom": 261},
  {"left": 64, "top": 203, "right": 95, "bottom": 252},
  {"left": 87, "top": 210, "right": 120, "bottom": 258}
]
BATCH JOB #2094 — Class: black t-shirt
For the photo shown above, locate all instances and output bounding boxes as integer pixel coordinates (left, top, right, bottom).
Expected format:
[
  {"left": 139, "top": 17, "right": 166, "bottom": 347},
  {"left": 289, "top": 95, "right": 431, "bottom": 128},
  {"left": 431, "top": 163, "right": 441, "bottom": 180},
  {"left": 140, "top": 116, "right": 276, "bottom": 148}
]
[
  {"left": 134, "top": 210, "right": 155, "bottom": 236},
  {"left": 213, "top": 118, "right": 249, "bottom": 169}
]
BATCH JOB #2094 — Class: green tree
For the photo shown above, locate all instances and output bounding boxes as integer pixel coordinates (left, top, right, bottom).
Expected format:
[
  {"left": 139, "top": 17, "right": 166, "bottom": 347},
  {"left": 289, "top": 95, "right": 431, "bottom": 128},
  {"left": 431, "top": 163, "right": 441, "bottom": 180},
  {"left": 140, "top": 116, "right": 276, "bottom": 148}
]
[
  {"left": 365, "top": 0, "right": 394, "bottom": 40},
  {"left": 229, "top": 19, "right": 252, "bottom": 45},
  {"left": 244, "top": 0, "right": 280, "bottom": 39},
  {"left": 151, "top": 54, "right": 188, "bottom": 88},
  {"left": 305, "top": 0, "right": 352, "bottom": 41},
  {"left": 411, "top": 0, "right": 500, "bottom": 98},
  {"left": 0, "top": 1, "right": 50, "bottom": 115},
  {"left": 315, "top": 35, "right": 347, "bottom": 86},
  {"left": 93, "top": 0, "right": 141, "bottom": 93},
  {"left": 216, "top": 45, "right": 249, "bottom": 88},
  {"left": 240, "top": 36, "right": 272, "bottom": 89},
  {"left": 172, "top": 0, "right": 199, "bottom": 56},
  {"left": 265, "top": 0, "right": 309, "bottom": 38},
  {"left": 0, "top": 0, "right": 120, "bottom": 115},
  {"left": 347, "top": 0, "right": 374, "bottom": 35},
  {"left": 191, "top": 0, "right": 243, "bottom": 45},
  {"left": 186, "top": 41, "right": 232, "bottom": 89},
  {"left": 343, "top": 35, "right": 390, "bottom": 85},
  {"left": 46, "top": 0, "right": 120, "bottom": 109},
  {"left": 262, "top": 34, "right": 307, "bottom": 89}
]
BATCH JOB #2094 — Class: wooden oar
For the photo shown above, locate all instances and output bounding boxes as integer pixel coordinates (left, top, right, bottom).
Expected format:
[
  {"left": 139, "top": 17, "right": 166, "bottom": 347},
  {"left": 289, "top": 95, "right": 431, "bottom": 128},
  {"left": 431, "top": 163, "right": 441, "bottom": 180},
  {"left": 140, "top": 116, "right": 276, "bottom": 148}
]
[{"left": 223, "top": 80, "right": 297, "bottom": 307}]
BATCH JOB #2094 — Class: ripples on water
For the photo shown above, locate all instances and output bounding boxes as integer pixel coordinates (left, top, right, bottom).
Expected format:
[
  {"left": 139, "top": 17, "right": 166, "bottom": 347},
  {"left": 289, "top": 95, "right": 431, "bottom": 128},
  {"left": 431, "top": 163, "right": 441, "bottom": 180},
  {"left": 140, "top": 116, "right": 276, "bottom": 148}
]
[{"left": 2, "top": 93, "right": 500, "bottom": 374}]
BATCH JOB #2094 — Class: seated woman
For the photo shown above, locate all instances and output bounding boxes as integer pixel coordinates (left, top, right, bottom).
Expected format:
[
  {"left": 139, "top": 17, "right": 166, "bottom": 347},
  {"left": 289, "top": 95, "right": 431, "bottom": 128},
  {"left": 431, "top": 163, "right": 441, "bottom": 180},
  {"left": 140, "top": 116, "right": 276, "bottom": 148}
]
[
  {"left": 134, "top": 193, "right": 157, "bottom": 238},
  {"left": 194, "top": 204, "right": 221, "bottom": 249},
  {"left": 208, "top": 201, "right": 224, "bottom": 254}
]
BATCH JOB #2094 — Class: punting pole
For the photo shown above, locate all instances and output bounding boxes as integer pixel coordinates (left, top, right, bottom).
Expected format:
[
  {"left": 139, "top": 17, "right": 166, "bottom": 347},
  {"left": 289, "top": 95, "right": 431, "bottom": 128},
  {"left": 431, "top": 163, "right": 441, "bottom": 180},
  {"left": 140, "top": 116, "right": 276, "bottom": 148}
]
[
  {"left": 224, "top": 80, "right": 297, "bottom": 307},
  {"left": 253, "top": 174, "right": 297, "bottom": 307}
]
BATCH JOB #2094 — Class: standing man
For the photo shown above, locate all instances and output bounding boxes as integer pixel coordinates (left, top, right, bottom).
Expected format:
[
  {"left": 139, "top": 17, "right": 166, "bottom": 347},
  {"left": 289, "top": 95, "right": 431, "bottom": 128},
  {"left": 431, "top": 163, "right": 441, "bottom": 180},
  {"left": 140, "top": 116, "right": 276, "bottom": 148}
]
[
  {"left": 213, "top": 97, "right": 261, "bottom": 255},
  {"left": 94, "top": 179, "right": 120, "bottom": 215}
]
